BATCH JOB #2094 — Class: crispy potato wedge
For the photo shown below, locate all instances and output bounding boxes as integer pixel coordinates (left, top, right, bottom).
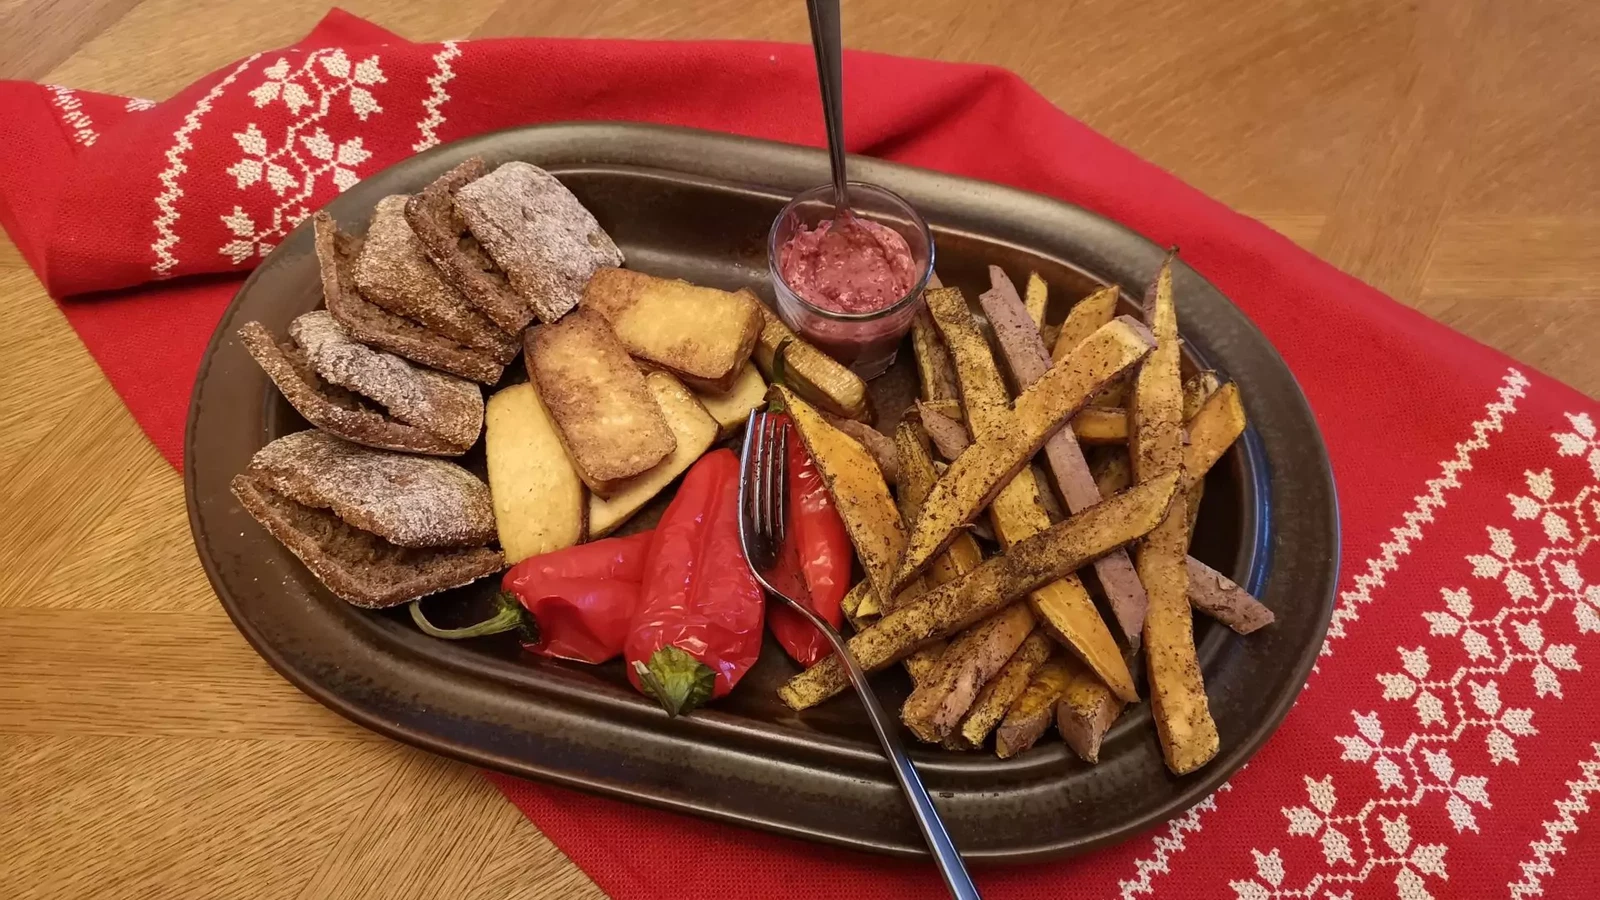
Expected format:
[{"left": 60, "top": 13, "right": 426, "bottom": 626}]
[
  {"left": 751, "top": 301, "right": 868, "bottom": 421},
  {"left": 528, "top": 309, "right": 676, "bottom": 497},
  {"left": 778, "top": 470, "right": 1177, "bottom": 710},
  {"left": 840, "top": 580, "right": 877, "bottom": 629},
  {"left": 582, "top": 268, "right": 762, "bottom": 393},
  {"left": 921, "top": 285, "right": 1144, "bottom": 697},
  {"left": 776, "top": 385, "right": 906, "bottom": 607},
  {"left": 1055, "top": 654, "right": 1125, "bottom": 764},
  {"left": 902, "top": 605, "right": 1036, "bottom": 742},
  {"left": 1185, "top": 382, "right": 1246, "bottom": 477},
  {"left": 1183, "top": 370, "right": 1223, "bottom": 421},
  {"left": 995, "top": 654, "right": 1074, "bottom": 758},
  {"left": 1089, "top": 448, "right": 1132, "bottom": 496},
  {"left": 915, "top": 400, "right": 970, "bottom": 461},
  {"left": 694, "top": 365, "right": 766, "bottom": 438},
  {"left": 895, "top": 309, "right": 1156, "bottom": 587},
  {"left": 1051, "top": 285, "right": 1119, "bottom": 364},
  {"left": 911, "top": 307, "right": 962, "bottom": 403},
  {"left": 1188, "top": 557, "right": 1274, "bottom": 633},
  {"left": 952, "top": 629, "right": 1054, "bottom": 749},
  {"left": 825, "top": 414, "right": 899, "bottom": 485},
  {"left": 1132, "top": 255, "right": 1220, "bottom": 775},
  {"left": 895, "top": 423, "right": 984, "bottom": 598},
  {"left": 979, "top": 276, "right": 1150, "bottom": 649},
  {"left": 587, "top": 372, "right": 720, "bottom": 537},
  {"left": 485, "top": 381, "right": 586, "bottom": 564},
  {"left": 902, "top": 642, "right": 948, "bottom": 686},
  {"left": 1072, "top": 407, "right": 1128, "bottom": 445},
  {"left": 1023, "top": 271, "right": 1049, "bottom": 331}
]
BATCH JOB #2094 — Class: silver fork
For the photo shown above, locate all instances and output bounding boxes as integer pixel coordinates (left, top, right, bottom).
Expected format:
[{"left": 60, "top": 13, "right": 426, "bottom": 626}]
[{"left": 738, "top": 410, "right": 981, "bottom": 900}]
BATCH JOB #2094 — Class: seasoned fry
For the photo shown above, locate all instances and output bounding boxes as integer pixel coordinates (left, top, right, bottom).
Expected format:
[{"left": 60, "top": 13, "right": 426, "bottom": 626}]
[
  {"left": 896, "top": 423, "right": 984, "bottom": 595},
  {"left": 1185, "top": 382, "right": 1246, "bottom": 477},
  {"left": 995, "top": 654, "right": 1074, "bottom": 758},
  {"left": 1055, "top": 654, "right": 1125, "bottom": 764},
  {"left": 1071, "top": 407, "right": 1128, "bottom": 445},
  {"left": 1051, "top": 285, "right": 1119, "bottom": 364},
  {"left": 751, "top": 302, "right": 868, "bottom": 420},
  {"left": 911, "top": 306, "right": 961, "bottom": 403},
  {"left": 1188, "top": 557, "right": 1274, "bottom": 633},
  {"left": 894, "top": 306, "right": 1155, "bottom": 586},
  {"left": 916, "top": 400, "right": 970, "bottom": 461},
  {"left": 979, "top": 273, "right": 1151, "bottom": 650},
  {"left": 903, "top": 641, "right": 948, "bottom": 686},
  {"left": 1089, "top": 448, "right": 1132, "bottom": 496},
  {"left": 1132, "top": 254, "right": 1219, "bottom": 775},
  {"left": 778, "top": 469, "right": 1177, "bottom": 710},
  {"left": 775, "top": 385, "right": 906, "bottom": 607},
  {"left": 840, "top": 580, "right": 877, "bottom": 629},
  {"left": 919, "top": 398, "right": 964, "bottom": 423},
  {"left": 952, "top": 629, "right": 1054, "bottom": 748},
  {"left": 902, "top": 605, "right": 1036, "bottom": 742},
  {"left": 1023, "top": 271, "right": 1049, "bottom": 331},
  {"left": 824, "top": 414, "right": 899, "bottom": 485},
  {"left": 919, "top": 285, "right": 1144, "bottom": 699},
  {"left": 1183, "top": 370, "right": 1223, "bottom": 420}
]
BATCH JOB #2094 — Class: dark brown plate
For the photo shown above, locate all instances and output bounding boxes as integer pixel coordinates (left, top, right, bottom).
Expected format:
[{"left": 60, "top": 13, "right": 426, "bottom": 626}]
[{"left": 185, "top": 123, "right": 1337, "bottom": 862}]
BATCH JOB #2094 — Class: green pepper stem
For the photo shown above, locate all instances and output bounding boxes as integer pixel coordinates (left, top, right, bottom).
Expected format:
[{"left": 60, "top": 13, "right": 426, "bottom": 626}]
[
  {"left": 632, "top": 646, "right": 717, "bottom": 717},
  {"left": 410, "top": 591, "right": 537, "bottom": 642}
]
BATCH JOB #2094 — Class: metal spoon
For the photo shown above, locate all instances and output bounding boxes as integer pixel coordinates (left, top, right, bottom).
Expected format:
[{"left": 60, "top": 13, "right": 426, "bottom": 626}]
[{"left": 804, "top": 0, "right": 851, "bottom": 212}]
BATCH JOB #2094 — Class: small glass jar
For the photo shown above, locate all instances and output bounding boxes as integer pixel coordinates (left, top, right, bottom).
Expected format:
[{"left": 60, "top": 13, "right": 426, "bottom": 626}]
[{"left": 767, "top": 182, "right": 935, "bottom": 380}]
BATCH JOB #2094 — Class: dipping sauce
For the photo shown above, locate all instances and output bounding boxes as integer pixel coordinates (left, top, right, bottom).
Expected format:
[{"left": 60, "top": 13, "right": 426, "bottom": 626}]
[{"left": 777, "top": 215, "right": 917, "bottom": 315}]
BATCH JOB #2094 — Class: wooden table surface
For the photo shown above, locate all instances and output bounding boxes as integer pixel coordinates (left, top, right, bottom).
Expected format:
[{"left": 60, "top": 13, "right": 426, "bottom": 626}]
[{"left": 2, "top": 1, "right": 1595, "bottom": 897}]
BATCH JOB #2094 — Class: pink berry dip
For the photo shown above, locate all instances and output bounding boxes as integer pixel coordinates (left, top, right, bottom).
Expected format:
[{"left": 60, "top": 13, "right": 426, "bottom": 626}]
[{"left": 776, "top": 215, "right": 917, "bottom": 315}]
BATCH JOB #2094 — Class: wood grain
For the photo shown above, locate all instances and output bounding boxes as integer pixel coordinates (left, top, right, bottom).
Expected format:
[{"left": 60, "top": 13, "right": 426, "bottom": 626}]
[{"left": 0, "top": 0, "right": 1595, "bottom": 897}]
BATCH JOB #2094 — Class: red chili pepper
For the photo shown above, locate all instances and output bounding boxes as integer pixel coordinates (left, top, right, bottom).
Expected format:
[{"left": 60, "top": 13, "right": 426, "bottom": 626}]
[
  {"left": 626, "top": 449, "right": 765, "bottom": 716},
  {"left": 767, "top": 415, "right": 852, "bottom": 666},
  {"left": 409, "top": 532, "right": 653, "bottom": 665}
]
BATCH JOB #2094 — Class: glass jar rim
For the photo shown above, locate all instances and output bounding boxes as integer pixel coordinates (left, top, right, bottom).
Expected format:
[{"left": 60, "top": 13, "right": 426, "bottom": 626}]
[{"left": 766, "top": 182, "right": 936, "bottom": 323}]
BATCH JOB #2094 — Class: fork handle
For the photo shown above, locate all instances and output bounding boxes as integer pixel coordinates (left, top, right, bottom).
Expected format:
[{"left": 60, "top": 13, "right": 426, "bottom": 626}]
[{"left": 789, "top": 603, "right": 982, "bottom": 899}]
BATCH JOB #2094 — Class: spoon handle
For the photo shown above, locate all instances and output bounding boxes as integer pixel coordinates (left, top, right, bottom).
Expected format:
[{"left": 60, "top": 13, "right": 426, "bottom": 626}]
[{"left": 805, "top": 0, "right": 850, "bottom": 209}]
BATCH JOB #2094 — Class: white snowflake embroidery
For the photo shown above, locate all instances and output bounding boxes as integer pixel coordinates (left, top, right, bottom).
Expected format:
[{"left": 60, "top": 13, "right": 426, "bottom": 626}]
[
  {"left": 413, "top": 40, "right": 462, "bottom": 152},
  {"left": 217, "top": 48, "right": 386, "bottom": 265},
  {"left": 46, "top": 84, "right": 98, "bottom": 147},
  {"left": 125, "top": 96, "right": 157, "bottom": 112},
  {"left": 1234, "top": 407, "right": 1599, "bottom": 899},
  {"left": 1119, "top": 372, "right": 1529, "bottom": 898}
]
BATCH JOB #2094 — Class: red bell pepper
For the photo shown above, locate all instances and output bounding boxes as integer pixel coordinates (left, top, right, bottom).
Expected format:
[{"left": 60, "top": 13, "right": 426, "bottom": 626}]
[
  {"left": 626, "top": 449, "right": 765, "bottom": 716},
  {"left": 767, "top": 414, "right": 852, "bottom": 666},
  {"left": 408, "top": 531, "right": 653, "bottom": 664}
]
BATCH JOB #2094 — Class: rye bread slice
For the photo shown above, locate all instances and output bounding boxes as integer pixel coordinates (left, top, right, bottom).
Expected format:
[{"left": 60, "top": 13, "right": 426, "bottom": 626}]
[
  {"left": 239, "top": 320, "right": 469, "bottom": 456},
  {"left": 314, "top": 212, "right": 507, "bottom": 385},
  {"left": 289, "top": 311, "right": 484, "bottom": 452},
  {"left": 232, "top": 473, "right": 503, "bottom": 609},
  {"left": 354, "top": 196, "right": 519, "bottom": 363},
  {"left": 454, "top": 161, "right": 624, "bottom": 327},
  {"left": 404, "top": 158, "right": 534, "bottom": 334},
  {"left": 246, "top": 431, "right": 496, "bottom": 548}
]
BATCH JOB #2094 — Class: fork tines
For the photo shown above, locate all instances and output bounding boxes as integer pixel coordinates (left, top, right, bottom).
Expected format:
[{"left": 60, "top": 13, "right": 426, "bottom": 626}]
[{"left": 748, "top": 412, "right": 789, "bottom": 549}]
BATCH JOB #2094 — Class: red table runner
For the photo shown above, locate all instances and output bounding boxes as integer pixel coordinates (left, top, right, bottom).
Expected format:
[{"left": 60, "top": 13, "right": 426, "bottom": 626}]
[{"left": 4, "top": 9, "right": 1598, "bottom": 899}]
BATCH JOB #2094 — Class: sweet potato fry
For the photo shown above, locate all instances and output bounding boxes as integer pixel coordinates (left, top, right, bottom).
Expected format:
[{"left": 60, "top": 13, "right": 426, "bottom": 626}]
[
  {"left": 980, "top": 274, "right": 1151, "bottom": 650},
  {"left": 911, "top": 306, "right": 961, "bottom": 404},
  {"left": 1132, "top": 253, "right": 1220, "bottom": 775},
  {"left": 824, "top": 413, "right": 899, "bottom": 485},
  {"left": 951, "top": 629, "right": 1054, "bottom": 748},
  {"left": 895, "top": 302, "right": 1155, "bottom": 586},
  {"left": 1183, "top": 370, "right": 1223, "bottom": 421},
  {"left": 1024, "top": 271, "right": 1049, "bottom": 330},
  {"left": 1051, "top": 285, "right": 1119, "bottom": 364},
  {"left": 775, "top": 385, "right": 905, "bottom": 608},
  {"left": 777, "top": 470, "right": 1178, "bottom": 709},
  {"left": 902, "top": 605, "right": 1036, "bottom": 742},
  {"left": 995, "top": 653, "right": 1074, "bottom": 758},
  {"left": 1071, "top": 407, "right": 1128, "bottom": 444},
  {"left": 919, "top": 285, "right": 1143, "bottom": 697},
  {"left": 1187, "top": 557, "right": 1274, "bottom": 633},
  {"left": 916, "top": 401, "right": 970, "bottom": 461},
  {"left": 903, "top": 641, "right": 948, "bottom": 686},
  {"left": 1055, "top": 654, "right": 1125, "bottom": 764},
  {"left": 1089, "top": 447, "right": 1132, "bottom": 496},
  {"left": 895, "top": 422, "right": 984, "bottom": 597},
  {"left": 1184, "top": 378, "right": 1244, "bottom": 532}
]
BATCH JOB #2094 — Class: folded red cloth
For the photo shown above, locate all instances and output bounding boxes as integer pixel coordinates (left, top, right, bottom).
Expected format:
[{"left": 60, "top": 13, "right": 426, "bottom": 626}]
[{"left": 5, "top": 9, "right": 1599, "bottom": 899}]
